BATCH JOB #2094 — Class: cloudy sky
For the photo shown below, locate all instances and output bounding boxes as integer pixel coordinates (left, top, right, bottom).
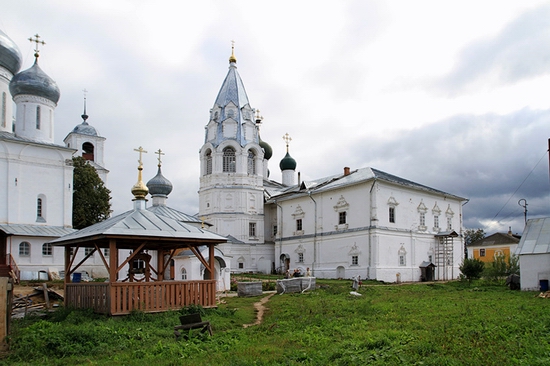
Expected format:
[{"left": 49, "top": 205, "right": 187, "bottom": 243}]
[{"left": 2, "top": 1, "right": 550, "bottom": 235}]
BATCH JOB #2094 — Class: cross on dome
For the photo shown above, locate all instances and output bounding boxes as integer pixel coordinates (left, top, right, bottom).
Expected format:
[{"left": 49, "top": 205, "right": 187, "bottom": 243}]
[
  {"left": 28, "top": 34, "right": 45, "bottom": 58},
  {"left": 283, "top": 133, "right": 292, "bottom": 152},
  {"left": 155, "top": 149, "right": 165, "bottom": 167},
  {"left": 134, "top": 146, "right": 147, "bottom": 167}
]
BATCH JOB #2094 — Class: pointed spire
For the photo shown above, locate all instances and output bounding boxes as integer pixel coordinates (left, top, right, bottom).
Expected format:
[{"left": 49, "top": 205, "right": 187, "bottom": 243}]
[
  {"left": 229, "top": 40, "right": 237, "bottom": 64},
  {"left": 81, "top": 89, "right": 89, "bottom": 123}
]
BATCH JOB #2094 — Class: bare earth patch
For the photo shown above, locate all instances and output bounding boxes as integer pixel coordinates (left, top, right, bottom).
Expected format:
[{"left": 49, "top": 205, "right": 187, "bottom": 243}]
[{"left": 243, "top": 293, "right": 275, "bottom": 328}]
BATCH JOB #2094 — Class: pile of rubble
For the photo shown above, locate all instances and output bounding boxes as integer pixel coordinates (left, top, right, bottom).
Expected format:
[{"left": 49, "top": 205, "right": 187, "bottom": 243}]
[{"left": 12, "top": 284, "right": 63, "bottom": 318}]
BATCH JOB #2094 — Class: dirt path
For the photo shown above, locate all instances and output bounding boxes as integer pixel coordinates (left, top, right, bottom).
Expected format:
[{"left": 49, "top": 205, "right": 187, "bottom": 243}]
[{"left": 243, "top": 292, "right": 275, "bottom": 328}]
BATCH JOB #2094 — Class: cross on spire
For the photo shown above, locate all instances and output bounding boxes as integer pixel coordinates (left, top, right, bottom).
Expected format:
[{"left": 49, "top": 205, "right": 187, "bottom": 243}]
[
  {"left": 28, "top": 34, "right": 45, "bottom": 58},
  {"left": 155, "top": 149, "right": 165, "bottom": 167},
  {"left": 283, "top": 133, "right": 292, "bottom": 152},
  {"left": 82, "top": 89, "right": 89, "bottom": 122},
  {"left": 229, "top": 40, "right": 237, "bottom": 63},
  {"left": 134, "top": 146, "right": 148, "bottom": 167}
]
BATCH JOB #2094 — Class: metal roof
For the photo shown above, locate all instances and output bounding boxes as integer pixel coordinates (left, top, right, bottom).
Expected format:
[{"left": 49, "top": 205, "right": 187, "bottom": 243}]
[
  {"left": 146, "top": 205, "right": 203, "bottom": 225},
  {"left": 0, "top": 223, "right": 75, "bottom": 237},
  {"left": 49, "top": 204, "right": 227, "bottom": 248},
  {"left": 0, "top": 131, "right": 75, "bottom": 151},
  {"left": 516, "top": 217, "right": 550, "bottom": 255},
  {"left": 266, "top": 167, "right": 467, "bottom": 202}
]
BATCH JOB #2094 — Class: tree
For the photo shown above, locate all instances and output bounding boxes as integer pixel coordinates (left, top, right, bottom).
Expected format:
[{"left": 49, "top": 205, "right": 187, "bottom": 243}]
[
  {"left": 72, "top": 156, "right": 112, "bottom": 229},
  {"left": 459, "top": 258, "right": 485, "bottom": 284},
  {"left": 463, "top": 228, "right": 486, "bottom": 258}
]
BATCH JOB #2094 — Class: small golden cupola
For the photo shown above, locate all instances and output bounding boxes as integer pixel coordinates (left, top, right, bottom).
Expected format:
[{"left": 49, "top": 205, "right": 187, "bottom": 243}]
[{"left": 131, "top": 146, "right": 149, "bottom": 203}]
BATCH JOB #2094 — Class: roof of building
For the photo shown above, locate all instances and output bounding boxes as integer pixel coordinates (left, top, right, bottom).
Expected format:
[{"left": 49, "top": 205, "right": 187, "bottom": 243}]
[
  {"left": 266, "top": 167, "right": 467, "bottom": 202},
  {"left": 516, "top": 217, "right": 550, "bottom": 255},
  {"left": 0, "top": 131, "right": 75, "bottom": 151},
  {"left": 469, "top": 232, "right": 521, "bottom": 247},
  {"left": 71, "top": 121, "right": 98, "bottom": 136},
  {"left": 0, "top": 223, "right": 75, "bottom": 237},
  {"left": 0, "top": 29, "right": 22, "bottom": 75},
  {"left": 146, "top": 204, "right": 204, "bottom": 225},
  {"left": 49, "top": 204, "right": 227, "bottom": 249}
]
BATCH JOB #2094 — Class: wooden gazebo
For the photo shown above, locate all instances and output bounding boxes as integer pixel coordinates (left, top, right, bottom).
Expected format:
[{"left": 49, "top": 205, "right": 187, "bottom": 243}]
[{"left": 49, "top": 156, "right": 227, "bottom": 315}]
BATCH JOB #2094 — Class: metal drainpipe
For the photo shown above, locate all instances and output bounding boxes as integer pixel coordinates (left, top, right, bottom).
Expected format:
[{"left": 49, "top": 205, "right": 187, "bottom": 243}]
[
  {"left": 368, "top": 179, "right": 377, "bottom": 280},
  {"left": 307, "top": 191, "right": 317, "bottom": 276}
]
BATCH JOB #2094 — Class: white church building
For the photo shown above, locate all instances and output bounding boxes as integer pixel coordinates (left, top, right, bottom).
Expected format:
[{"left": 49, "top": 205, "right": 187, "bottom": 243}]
[
  {"left": 0, "top": 31, "right": 108, "bottom": 280},
  {"left": 198, "top": 48, "right": 467, "bottom": 282}
]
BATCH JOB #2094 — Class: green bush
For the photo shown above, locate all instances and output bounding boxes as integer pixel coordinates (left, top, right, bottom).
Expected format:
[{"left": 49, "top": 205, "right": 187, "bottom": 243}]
[{"left": 459, "top": 258, "right": 485, "bottom": 284}]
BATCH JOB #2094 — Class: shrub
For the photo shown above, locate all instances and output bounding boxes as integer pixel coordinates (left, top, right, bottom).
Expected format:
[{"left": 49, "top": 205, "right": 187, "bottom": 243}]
[{"left": 459, "top": 258, "right": 485, "bottom": 284}]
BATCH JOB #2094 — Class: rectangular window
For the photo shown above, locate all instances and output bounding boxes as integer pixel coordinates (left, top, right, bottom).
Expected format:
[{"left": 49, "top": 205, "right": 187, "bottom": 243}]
[
  {"left": 36, "top": 106, "right": 41, "bottom": 129},
  {"left": 434, "top": 215, "right": 439, "bottom": 228},
  {"left": 447, "top": 217, "right": 452, "bottom": 230},
  {"left": 1, "top": 92, "right": 6, "bottom": 127},
  {"left": 339, "top": 211, "right": 347, "bottom": 225},
  {"left": 480, "top": 248, "right": 486, "bottom": 257},
  {"left": 273, "top": 225, "right": 277, "bottom": 237},
  {"left": 206, "top": 154, "right": 212, "bottom": 175},
  {"left": 351, "top": 255, "right": 358, "bottom": 265},
  {"left": 298, "top": 253, "right": 304, "bottom": 263},
  {"left": 42, "top": 243, "right": 52, "bottom": 256},
  {"left": 19, "top": 242, "right": 30, "bottom": 257},
  {"left": 238, "top": 262, "right": 244, "bottom": 269},
  {"left": 84, "top": 247, "right": 94, "bottom": 257},
  {"left": 399, "top": 255, "right": 405, "bottom": 266},
  {"left": 389, "top": 207, "right": 395, "bottom": 223},
  {"left": 249, "top": 222, "right": 256, "bottom": 238},
  {"left": 103, "top": 248, "right": 110, "bottom": 257},
  {"left": 420, "top": 212, "right": 425, "bottom": 227},
  {"left": 37, "top": 198, "right": 43, "bottom": 218},
  {"left": 296, "top": 219, "right": 303, "bottom": 231}
]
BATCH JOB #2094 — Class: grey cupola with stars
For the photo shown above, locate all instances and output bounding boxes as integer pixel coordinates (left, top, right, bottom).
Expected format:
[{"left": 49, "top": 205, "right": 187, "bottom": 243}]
[{"left": 146, "top": 149, "right": 173, "bottom": 206}]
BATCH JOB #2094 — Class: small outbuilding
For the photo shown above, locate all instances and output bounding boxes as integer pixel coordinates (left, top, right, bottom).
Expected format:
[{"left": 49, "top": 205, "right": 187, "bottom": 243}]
[
  {"left": 515, "top": 217, "right": 550, "bottom": 291},
  {"left": 419, "top": 261, "right": 436, "bottom": 281}
]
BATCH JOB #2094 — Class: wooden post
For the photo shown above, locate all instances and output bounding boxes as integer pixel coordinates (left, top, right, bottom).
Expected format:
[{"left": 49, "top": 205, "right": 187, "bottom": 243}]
[
  {"left": 109, "top": 239, "right": 117, "bottom": 316},
  {"left": 0, "top": 277, "right": 10, "bottom": 351}
]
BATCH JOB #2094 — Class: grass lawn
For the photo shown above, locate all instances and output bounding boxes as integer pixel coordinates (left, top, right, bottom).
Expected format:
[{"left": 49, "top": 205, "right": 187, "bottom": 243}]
[{"left": 3, "top": 279, "right": 550, "bottom": 365}]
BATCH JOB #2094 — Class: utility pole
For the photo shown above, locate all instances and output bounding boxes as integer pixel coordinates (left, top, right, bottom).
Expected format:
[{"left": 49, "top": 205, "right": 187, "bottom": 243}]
[{"left": 518, "top": 199, "right": 528, "bottom": 226}]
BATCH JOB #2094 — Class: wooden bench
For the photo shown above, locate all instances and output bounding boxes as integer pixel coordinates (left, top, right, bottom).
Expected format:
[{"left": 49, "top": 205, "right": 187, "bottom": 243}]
[{"left": 174, "top": 313, "right": 212, "bottom": 340}]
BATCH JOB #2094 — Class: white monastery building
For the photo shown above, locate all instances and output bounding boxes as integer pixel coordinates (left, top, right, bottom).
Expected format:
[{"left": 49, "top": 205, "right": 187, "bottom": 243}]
[
  {"left": 198, "top": 47, "right": 467, "bottom": 282},
  {"left": 0, "top": 31, "right": 108, "bottom": 280}
]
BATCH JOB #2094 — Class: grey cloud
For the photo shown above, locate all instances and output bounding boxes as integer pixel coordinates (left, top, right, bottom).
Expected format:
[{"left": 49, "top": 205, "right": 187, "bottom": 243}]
[{"left": 433, "top": 4, "right": 550, "bottom": 95}]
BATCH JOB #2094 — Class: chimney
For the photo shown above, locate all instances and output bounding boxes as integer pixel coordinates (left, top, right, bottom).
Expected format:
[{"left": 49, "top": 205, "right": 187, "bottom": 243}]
[
  {"left": 508, "top": 226, "right": 513, "bottom": 236},
  {"left": 344, "top": 167, "right": 350, "bottom": 176},
  {"left": 298, "top": 171, "right": 301, "bottom": 187}
]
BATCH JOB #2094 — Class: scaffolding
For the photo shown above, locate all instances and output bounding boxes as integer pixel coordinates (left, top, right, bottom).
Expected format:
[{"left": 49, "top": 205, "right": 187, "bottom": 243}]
[{"left": 434, "top": 231, "right": 458, "bottom": 281}]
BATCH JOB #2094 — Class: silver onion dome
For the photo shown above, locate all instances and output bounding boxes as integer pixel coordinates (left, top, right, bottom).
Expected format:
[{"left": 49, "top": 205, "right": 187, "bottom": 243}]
[
  {"left": 147, "top": 166, "right": 173, "bottom": 197},
  {"left": 10, "top": 60, "right": 60, "bottom": 104},
  {"left": 0, "top": 29, "right": 22, "bottom": 75}
]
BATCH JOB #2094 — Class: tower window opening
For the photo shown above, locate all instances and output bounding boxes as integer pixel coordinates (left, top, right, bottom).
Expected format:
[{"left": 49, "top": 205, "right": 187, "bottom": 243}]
[
  {"left": 82, "top": 142, "right": 95, "bottom": 161},
  {"left": 223, "top": 147, "right": 236, "bottom": 172},
  {"left": 247, "top": 150, "right": 256, "bottom": 175},
  {"left": 1, "top": 92, "right": 6, "bottom": 127},
  {"left": 389, "top": 207, "right": 395, "bottom": 223},
  {"left": 205, "top": 150, "right": 212, "bottom": 175},
  {"left": 37, "top": 198, "right": 43, "bottom": 218}
]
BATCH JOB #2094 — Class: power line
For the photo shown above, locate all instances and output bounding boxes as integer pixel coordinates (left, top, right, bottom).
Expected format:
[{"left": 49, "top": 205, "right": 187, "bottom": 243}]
[{"left": 491, "top": 150, "right": 547, "bottom": 222}]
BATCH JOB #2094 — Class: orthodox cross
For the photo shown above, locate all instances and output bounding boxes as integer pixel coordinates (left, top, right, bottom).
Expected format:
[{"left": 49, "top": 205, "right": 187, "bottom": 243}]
[
  {"left": 155, "top": 149, "right": 165, "bottom": 167},
  {"left": 229, "top": 40, "right": 237, "bottom": 63},
  {"left": 134, "top": 146, "right": 147, "bottom": 167},
  {"left": 283, "top": 133, "right": 292, "bottom": 152},
  {"left": 255, "top": 109, "right": 263, "bottom": 125},
  {"left": 28, "top": 34, "right": 46, "bottom": 58}
]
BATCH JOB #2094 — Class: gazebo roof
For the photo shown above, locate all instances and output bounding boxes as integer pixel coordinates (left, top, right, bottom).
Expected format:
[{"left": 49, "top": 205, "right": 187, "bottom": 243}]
[{"left": 49, "top": 205, "right": 226, "bottom": 250}]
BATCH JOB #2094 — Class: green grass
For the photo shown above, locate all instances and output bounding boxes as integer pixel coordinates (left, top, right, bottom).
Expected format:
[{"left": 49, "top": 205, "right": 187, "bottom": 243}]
[{"left": 3, "top": 280, "right": 550, "bottom": 365}]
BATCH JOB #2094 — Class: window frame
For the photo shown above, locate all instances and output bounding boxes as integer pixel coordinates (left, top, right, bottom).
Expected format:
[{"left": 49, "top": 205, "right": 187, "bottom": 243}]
[
  {"left": 222, "top": 147, "right": 236, "bottom": 173},
  {"left": 249, "top": 222, "right": 257, "bottom": 238},
  {"left": 389, "top": 207, "right": 395, "bottom": 223},
  {"left": 351, "top": 255, "right": 359, "bottom": 266},
  {"left": 296, "top": 218, "right": 303, "bottom": 231},
  {"left": 338, "top": 211, "right": 347, "bottom": 225},
  {"left": 42, "top": 243, "right": 53, "bottom": 256},
  {"left": 19, "top": 242, "right": 30, "bottom": 257}
]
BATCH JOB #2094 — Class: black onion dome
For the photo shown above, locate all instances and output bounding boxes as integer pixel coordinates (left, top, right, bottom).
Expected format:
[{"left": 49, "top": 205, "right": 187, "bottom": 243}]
[
  {"left": 0, "top": 29, "right": 22, "bottom": 75},
  {"left": 147, "top": 166, "right": 173, "bottom": 197},
  {"left": 279, "top": 152, "right": 297, "bottom": 171},
  {"left": 10, "top": 60, "right": 60, "bottom": 104},
  {"left": 259, "top": 139, "right": 272, "bottom": 160}
]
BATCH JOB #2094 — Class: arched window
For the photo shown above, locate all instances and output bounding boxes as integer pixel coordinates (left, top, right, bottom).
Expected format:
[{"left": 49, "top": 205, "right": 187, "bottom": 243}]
[
  {"left": 36, "top": 106, "right": 41, "bottom": 129},
  {"left": 82, "top": 142, "right": 95, "bottom": 161},
  {"left": 19, "top": 242, "right": 30, "bottom": 257},
  {"left": 223, "top": 147, "right": 236, "bottom": 172},
  {"left": 247, "top": 150, "right": 256, "bottom": 175},
  {"left": 42, "top": 243, "right": 53, "bottom": 256},
  {"left": 181, "top": 267, "right": 187, "bottom": 280},
  {"left": 205, "top": 150, "right": 212, "bottom": 175}
]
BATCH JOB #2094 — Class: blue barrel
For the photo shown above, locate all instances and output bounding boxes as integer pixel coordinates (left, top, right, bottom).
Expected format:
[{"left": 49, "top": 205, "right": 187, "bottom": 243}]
[
  {"left": 72, "top": 272, "right": 82, "bottom": 283},
  {"left": 540, "top": 279, "right": 549, "bottom": 292}
]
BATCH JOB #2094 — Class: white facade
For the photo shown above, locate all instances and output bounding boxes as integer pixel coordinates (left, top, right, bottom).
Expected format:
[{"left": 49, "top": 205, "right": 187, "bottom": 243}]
[{"left": 268, "top": 168, "right": 465, "bottom": 282}]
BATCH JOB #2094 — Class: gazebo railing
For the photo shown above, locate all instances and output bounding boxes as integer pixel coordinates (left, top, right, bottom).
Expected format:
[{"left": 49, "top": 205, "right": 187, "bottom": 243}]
[{"left": 66, "top": 280, "right": 217, "bottom": 315}]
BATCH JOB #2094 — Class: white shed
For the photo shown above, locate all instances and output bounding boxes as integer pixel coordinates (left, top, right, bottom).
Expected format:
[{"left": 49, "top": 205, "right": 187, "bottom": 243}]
[{"left": 516, "top": 217, "right": 550, "bottom": 291}]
